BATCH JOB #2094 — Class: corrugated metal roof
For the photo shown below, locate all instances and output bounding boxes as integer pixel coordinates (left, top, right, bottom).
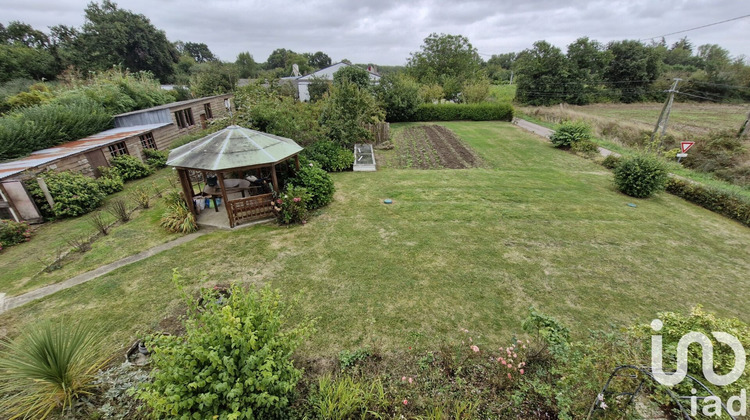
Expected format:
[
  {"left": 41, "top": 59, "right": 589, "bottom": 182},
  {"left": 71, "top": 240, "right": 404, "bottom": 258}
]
[
  {"left": 167, "top": 125, "right": 303, "bottom": 171},
  {"left": 114, "top": 94, "right": 231, "bottom": 118},
  {"left": 0, "top": 123, "right": 171, "bottom": 180}
]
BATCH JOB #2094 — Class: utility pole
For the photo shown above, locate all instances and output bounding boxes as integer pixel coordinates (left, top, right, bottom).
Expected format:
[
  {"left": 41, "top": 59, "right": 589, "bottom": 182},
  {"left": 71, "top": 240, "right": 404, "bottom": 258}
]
[
  {"left": 650, "top": 78, "right": 681, "bottom": 152},
  {"left": 739, "top": 109, "right": 750, "bottom": 139}
]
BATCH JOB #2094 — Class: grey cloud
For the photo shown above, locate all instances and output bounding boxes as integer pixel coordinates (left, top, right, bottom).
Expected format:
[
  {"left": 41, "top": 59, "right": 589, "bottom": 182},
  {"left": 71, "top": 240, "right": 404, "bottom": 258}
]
[{"left": 2, "top": 0, "right": 748, "bottom": 65}]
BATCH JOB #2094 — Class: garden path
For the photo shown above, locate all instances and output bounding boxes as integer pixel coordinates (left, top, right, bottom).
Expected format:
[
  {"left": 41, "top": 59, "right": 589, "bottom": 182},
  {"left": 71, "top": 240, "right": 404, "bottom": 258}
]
[
  {"left": 513, "top": 118, "right": 620, "bottom": 158},
  {"left": 0, "top": 231, "right": 209, "bottom": 315}
]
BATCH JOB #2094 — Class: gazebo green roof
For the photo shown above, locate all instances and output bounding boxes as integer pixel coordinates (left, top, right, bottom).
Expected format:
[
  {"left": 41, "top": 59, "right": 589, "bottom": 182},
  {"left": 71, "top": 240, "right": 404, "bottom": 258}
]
[{"left": 166, "top": 125, "right": 303, "bottom": 171}]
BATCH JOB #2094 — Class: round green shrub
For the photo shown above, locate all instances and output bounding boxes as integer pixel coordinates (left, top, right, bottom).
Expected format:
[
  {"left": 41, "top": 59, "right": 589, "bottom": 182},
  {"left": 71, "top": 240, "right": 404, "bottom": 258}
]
[
  {"left": 110, "top": 155, "right": 153, "bottom": 181},
  {"left": 0, "top": 219, "right": 31, "bottom": 251},
  {"left": 291, "top": 164, "right": 335, "bottom": 209},
  {"left": 301, "top": 140, "right": 354, "bottom": 172},
  {"left": 601, "top": 154, "right": 621, "bottom": 170},
  {"left": 142, "top": 148, "right": 169, "bottom": 169},
  {"left": 137, "top": 283, "right": 314, "bottom": 419},
  {"left": 550, "top": 121, "right": 592, "bottom": 148},
  {"left": 570, "top": 139, "right": 598, "bottom": 155},
  {"left": 25, "top": 171, "right": 106, "bottom": 218},
  {"left": 613, "top": 154, "right": 668, "bottom": 198},
  {"left": 96, "top": 173, "right": 124, "bottom": 195}
]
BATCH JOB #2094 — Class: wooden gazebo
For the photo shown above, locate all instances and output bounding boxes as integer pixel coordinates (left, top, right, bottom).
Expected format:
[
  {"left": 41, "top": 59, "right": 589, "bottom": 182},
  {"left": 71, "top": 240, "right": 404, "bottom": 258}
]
[{"left": 167, "top": 125, "right": 303, "bottom": 228}]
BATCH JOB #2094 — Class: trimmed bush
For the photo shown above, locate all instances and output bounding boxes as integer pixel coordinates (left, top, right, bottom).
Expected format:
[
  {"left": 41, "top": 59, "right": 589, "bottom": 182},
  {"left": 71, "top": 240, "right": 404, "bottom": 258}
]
[
  {"left": 550, "top": 121, "right": 592, "bottom": 148},
  {"left": 666, "top": 177, "right": 750, "bottom": 227},
  {"left": 291, "top": 164, "right": 335, "bottom": 210},
  {"left": 410, "top": 103, "right": 513, "bottom": 122},
  {"left": 0, "top": 97, "right": 113, "bottom": 160},
  {"left": 137, "top": 280, "right": 314, "bottom": 419},
  {"left": 142, "top": 148, "right": 168, "bottom": 169},
  {"left": 25, "top": 171, "right": 106, "bottom": 219},
  {"left": 110, "top": 155, "right": 153, "bottom": 181},
  {"left": 96, "top": 167, "right": 125, "bottom": 195},
  {"left": 613, "top": 154, "right": 668, "bottom": 198},
  {"left": 570, "top": 139, "right": 598, "bottom": 154},
  {"left": 301, "top": 140, "right": 354, "bottom": 172},
  {"left": 0, "top": 219, "right": 31, "bottom": 251},
  {"left": 601, "top": 154, "right": 621, "bottom": 169}
]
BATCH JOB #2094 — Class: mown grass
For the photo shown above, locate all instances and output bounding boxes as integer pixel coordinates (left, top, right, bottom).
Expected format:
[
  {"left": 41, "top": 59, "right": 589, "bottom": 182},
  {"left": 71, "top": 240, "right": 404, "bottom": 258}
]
[
  {"left": 0, "top": 122, "right": 748, "bottom": 362},
  {"left": 517, "top": 111, "right": 750, "bottom": 200},
  {"left": 0, "top": 168, "right": 183, "bottom": 296}
]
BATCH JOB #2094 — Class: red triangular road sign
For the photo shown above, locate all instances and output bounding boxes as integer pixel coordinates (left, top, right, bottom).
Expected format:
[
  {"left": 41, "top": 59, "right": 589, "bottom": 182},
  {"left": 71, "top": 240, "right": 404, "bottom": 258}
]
[{"left": 681, "top": 141, "right": 695, "bottom": 153}]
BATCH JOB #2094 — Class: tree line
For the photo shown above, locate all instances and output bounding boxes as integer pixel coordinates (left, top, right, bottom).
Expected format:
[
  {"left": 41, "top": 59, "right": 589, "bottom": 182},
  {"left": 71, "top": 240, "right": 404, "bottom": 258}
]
[{"left": 506, "top": 37, "right": 750, "bottom": 105}]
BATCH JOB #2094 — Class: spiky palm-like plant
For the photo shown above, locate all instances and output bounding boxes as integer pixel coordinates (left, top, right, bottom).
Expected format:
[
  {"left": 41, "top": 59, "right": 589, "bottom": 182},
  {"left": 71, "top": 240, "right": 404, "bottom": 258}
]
[{"left": 0, "top": 321, "right": 110, "bottom": 419}]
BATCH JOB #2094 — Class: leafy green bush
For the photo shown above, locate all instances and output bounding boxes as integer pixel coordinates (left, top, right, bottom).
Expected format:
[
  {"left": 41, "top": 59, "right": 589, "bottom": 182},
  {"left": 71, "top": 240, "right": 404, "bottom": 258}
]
[
  {"left": 0, "top": 321, "right": 109, "bottom": 419},
  {"left": 0, "top": 219, "right": 31, "bottom": 251},
  {"left": 613, "top": 154, "right": 668, "bottom": 198},
  {"left": 375, "top": 73, "right": 423, "bottom": 122},
  {"left": 110, "top": 155, "right": 153, "bottom": 181},
  {"left": 411, "top": 103, "right": 514, "bottom": 122},
  {"left": 290, "top": 164, "right": 335, "bottom": 210},
  {"left": 160, "top": 200, "right": 198, "bottom": 233},
  {"left": 142, "top": 148, "right": 168, "bottom": 168},
  {"left": 25, "top": 171, "right": 106, "bottom": 219},
  {"left": 630, "top": 306, "right": 750, "bottom": 401},
  {"left": 274, "top": 185, "right": 310, "bottom": 225},
  {"left": 0, "top": 96, "right": 113, "bottom": 160},
  {"left": 301, "top": 140, "right": 354, "bottom": 172},
  {"left": 570, "top": 139, "right": 598, "bottom": 155},
  {"left": 665, "top": 177, "right": 750, "bottom": 227},
  {"left": 601, "top": 154, "right": 621, "bottom": 169},
  {"left": 96, "top": 167, "right": 125, "bottom": 195},
  {"left": 137, "top": 279, "right": 314, "bottom": 419},
  {"left": 550, "top": 121, "right": 592, "bottom": 148}
]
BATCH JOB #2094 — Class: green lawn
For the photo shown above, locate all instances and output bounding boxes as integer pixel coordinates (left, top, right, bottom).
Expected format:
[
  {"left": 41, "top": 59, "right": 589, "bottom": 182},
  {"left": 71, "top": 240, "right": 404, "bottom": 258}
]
[
  {"left": 1, "top": 121, "right": 748, "bottom": 361},
  {"left": 0, "top": 169, "right": 184, "bottom": 296}
]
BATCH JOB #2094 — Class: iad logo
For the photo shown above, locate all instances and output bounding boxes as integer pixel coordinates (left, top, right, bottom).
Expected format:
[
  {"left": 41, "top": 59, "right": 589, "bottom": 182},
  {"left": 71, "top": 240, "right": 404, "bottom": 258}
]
[{"left": 651, "top": 319, "right": 747, "bottom": 417}]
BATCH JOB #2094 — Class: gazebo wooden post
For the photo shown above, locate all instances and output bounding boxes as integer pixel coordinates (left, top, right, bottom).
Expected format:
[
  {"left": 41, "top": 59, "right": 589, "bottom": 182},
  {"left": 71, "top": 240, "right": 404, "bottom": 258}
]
[
  {"left": 177, "top": 169, "right": 196, "bottom": 215},
  {"left": 216, "top": 172, "right": 234, "bottom": 228},
  {"left": 295, "top": 154, "right": 300, "bottom": 171},
  {"left": 270, "top": 163, "right": 279, "bottom": 193}
]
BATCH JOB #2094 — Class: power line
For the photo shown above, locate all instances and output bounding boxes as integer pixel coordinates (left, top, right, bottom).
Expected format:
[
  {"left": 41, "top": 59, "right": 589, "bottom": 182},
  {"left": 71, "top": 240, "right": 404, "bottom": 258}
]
[{"left": 639, "top": 13, "right": 750, "bottom": 41}]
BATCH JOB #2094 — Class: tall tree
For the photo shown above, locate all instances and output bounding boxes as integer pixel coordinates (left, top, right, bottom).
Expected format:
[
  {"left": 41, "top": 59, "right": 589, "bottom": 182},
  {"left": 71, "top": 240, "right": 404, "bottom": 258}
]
[
  {"left": 307, "top": 51, "right": 331, "bottom": 69},
  {"left": 566, "top": 37, "right": 610, "bottom": 104},
  {"left": 76, "top": 1, "right": 179, "bottom": 81},
  {"left": 235, "top": 52, "right": 258, "bottom": 78},
  {"left": 604, "top": 40, "right": 661, "bottom": 103},
  {"left": 514, "top": 41, "right": 569, "bottom": 106},
  {"left": 333, "top": 65, "right": 371, "bottom": 90},
  {"left": 407, "top": 33, "right": 483, "bottom": 100},
  {"left": 178, "top": 42, "right": 217, "bottom": 63}
]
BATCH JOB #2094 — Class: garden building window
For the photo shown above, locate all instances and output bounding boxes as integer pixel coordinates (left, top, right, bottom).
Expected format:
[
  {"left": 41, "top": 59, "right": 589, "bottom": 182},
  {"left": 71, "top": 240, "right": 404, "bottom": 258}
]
[
  {"left": 108, "top": 142, "right": 129, "bottom": 157},
  {"left": 140, "top": 132, "right": 157, "bottom": 149},
  {"left": 174, "top": 109, "right": 195, "bottom": 129}
]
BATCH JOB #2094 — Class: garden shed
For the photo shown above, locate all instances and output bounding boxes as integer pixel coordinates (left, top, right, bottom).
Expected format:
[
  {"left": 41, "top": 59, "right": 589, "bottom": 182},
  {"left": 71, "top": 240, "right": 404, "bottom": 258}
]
[{"left": 166, "top": 125, "right": 303, "bottom": 228}]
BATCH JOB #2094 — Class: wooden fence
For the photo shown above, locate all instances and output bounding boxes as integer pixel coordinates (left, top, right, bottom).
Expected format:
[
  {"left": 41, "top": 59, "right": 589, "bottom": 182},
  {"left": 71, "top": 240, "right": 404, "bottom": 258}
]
[
  {"left": 227, "top": 193, "right": 274, "bottom": 227},
  {"left": 363, "top": 122, "right": 390, "bottom": 144}
]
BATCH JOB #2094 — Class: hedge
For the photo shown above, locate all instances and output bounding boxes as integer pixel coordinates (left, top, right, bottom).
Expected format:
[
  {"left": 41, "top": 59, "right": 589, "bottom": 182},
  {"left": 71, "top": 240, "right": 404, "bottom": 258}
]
[
  {"left": 409, "top": 103, "right": 514, "bottom": 122},
  {"left": 666, "top": 176, "right": 750, "bottom": 227}
]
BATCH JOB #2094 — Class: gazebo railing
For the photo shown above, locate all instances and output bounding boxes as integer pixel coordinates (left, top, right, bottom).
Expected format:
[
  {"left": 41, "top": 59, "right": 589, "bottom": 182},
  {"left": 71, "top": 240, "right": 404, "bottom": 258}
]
[{"left": 228, "top": 193, "right": 275, "bottom": 226}]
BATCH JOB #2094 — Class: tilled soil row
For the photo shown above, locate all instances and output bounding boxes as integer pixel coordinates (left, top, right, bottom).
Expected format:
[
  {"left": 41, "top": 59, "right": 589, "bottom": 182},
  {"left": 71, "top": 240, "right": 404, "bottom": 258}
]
[{"left": 422, "top": 125, "right": 481, "bottom": 169}]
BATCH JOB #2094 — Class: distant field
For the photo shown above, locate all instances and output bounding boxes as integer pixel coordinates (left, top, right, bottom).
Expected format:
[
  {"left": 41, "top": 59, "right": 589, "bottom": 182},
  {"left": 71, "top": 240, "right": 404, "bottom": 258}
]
[{"left": 521, "top": 102, "right": 749, "bottom": 137}]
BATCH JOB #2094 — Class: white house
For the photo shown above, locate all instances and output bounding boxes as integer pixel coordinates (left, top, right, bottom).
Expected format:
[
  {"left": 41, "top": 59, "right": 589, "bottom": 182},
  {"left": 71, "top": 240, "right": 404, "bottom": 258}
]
[{"left": 281, "top": 62, "right": 381, "bottom": 102}]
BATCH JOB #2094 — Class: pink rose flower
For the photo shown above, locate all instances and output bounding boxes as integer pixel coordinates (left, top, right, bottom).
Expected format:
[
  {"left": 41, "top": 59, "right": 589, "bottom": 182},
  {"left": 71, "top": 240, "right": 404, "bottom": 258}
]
[
  {"left": 520, "top": 369, "right": 525, "bottom": 375},
  {"left": 507, "top": 373, "right": 512, "bottom": 379},
  {"left": 408, "top": 377, "right": 413, "bottom": 384},
  {"left": 403, "top": 399, "right": 408, "bottom": 405},
  {"left": 293, "top": 197, "right": 301, "bottom": 202},
  {"left": 470, "top": 345, "right": 479, "bottom": 353}
]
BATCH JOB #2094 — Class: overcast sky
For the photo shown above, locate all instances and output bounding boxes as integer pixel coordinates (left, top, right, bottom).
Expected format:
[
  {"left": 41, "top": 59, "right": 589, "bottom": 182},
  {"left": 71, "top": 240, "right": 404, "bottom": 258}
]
[{"left": 4, "top": 0, "right": 750, "bottom": 66}]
